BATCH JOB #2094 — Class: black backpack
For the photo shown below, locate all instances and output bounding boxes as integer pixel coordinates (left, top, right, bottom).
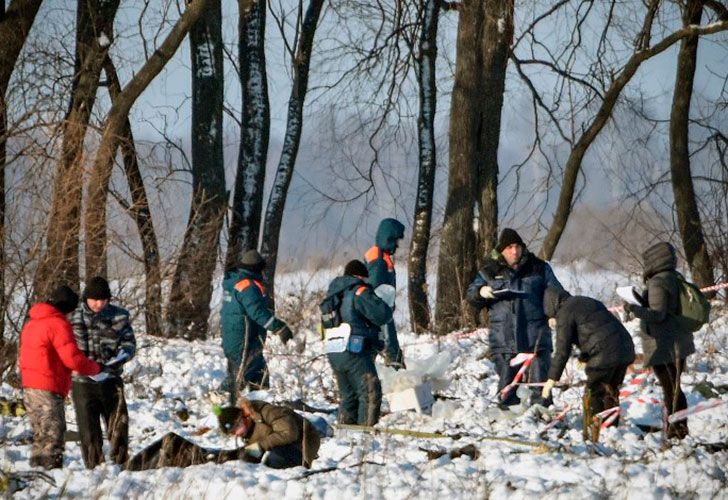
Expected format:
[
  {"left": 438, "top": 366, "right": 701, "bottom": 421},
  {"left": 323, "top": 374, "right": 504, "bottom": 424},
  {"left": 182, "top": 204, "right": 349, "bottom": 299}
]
[{"left": 319, "top": 292, "right": 344, "bottom": 330}]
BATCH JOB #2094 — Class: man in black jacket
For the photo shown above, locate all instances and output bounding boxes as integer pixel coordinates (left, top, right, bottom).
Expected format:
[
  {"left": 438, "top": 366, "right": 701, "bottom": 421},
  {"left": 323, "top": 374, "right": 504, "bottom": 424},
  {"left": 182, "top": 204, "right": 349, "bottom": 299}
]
[{"left": 541, "top": 287, "right": 635, "bottom": 437}]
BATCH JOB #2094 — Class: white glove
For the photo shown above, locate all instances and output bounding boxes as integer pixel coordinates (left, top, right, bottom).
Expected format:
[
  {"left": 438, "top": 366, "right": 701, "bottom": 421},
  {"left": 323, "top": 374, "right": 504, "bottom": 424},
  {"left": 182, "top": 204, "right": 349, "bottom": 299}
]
[
  {"left": 479, "top": 286, "right": 495, "bottom": 299},
  {"left": 548, "top": 318, "right": 557, "bottom": 330},
  {"left": 541, "top": 379, "right": 557, "bottom": 400},
  {"left": 374, "top": 284, "right": 396, "bottom": 308},
  {"left": 244, "top": 442, "right": 263, "bottom": 459}
]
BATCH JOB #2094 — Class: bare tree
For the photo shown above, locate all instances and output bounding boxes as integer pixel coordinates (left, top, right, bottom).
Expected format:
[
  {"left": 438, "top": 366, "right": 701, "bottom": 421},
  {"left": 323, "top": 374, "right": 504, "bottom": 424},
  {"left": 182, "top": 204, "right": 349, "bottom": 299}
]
[
  {"left": 434, "top": 0, "right": 481, "bottom": 334},
  {"left": 34, "top": 0, "right": 120, "bottom": 299},
  {"left": 225, "top": 0, "right": 270, "bottom": 270},
  {"left": 0, "top": 0, "right": 43, "bottom": 370},
  {"left": 103, "top": 55, "right": 164, "bottom": 337},
  {"left": 84, "top": 0, "right": 207, "bottom": 280},
  {"left": 260, "top": 0, "right": 325, "bottom": 302},
  {"left": 166, "top": 0, "right": 226, "bottom": 340},
  {"left": 539, "top": 11, "right": 728, "bottom": 260},
  {"left": 669, "top": 0, "right": 714, "bottom": 288}
]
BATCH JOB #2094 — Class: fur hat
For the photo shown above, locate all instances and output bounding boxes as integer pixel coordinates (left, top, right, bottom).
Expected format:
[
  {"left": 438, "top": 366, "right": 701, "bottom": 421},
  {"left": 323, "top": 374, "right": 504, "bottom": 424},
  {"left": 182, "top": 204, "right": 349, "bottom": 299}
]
[
  {"left": 48, "top": 285, "right": 79, "bottom": 314},
  {"left": 240, "top": 249, "right": 265, "bottom": 272},
  {"left": 344, "top": 259, "right": 369, "bottom": 278},
  {"left": 83, "top": 276, "right": 111, "bottom": 300},
  {"left": 496, "top": 228, "right": 525, "bottom": 252}
]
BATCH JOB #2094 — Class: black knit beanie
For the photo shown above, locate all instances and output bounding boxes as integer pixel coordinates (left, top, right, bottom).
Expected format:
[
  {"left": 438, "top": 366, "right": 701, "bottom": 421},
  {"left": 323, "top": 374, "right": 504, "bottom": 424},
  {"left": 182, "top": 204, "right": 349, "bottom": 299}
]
[
  {"left": 84, "top": 276, "right": 111, "bottom": 300},
  {"left": 239, "top": 249, "right": 266, "bottom": 273},
  {"left": 496, "top": 228, "right": 525, "bottom": 252},
  {"left": 48, "top": 285, "right": 79, "bottom": 314},
  {"left": 344, "top": 259, "right": 369, "bottom": 278}
]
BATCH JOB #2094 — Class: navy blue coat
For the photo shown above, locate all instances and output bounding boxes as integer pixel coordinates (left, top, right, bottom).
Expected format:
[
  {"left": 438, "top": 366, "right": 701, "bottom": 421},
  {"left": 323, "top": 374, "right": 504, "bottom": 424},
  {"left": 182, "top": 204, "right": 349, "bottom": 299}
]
[
  {"left": 324, "top": 275, "right": 392, "bottom": 348},
  {"left": 467, "top": 250, "right": 562, "bottom": 354}
]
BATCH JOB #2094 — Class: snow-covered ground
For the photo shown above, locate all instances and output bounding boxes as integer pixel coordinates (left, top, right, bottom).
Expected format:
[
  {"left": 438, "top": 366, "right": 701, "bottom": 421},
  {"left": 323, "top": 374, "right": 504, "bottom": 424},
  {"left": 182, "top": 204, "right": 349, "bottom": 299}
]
[{"left": 2, "top": 266, "right": 728, "bottom": 498}]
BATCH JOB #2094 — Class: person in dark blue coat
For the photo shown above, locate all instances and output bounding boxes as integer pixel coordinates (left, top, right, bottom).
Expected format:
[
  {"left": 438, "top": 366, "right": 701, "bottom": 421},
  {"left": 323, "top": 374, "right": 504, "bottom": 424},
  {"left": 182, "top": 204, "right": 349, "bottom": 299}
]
[
  {"left": 364, "top": 218, "right": 405, "bottom": 368},
  {"left": 220, "top": 250, "right": 293, "bottom": 402},
  {"left": 467, "top": 228, "right": 563, "bottom": 406},
  {"left": 325, "top": 260, "right": 392, "bottom": 425}
]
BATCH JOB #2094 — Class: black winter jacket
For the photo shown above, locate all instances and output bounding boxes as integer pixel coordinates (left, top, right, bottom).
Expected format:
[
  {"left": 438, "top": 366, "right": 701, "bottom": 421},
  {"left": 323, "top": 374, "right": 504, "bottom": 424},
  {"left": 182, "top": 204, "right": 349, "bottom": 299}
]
[{"left": 544, "top": 288, "right": 635, "bottom": 381}]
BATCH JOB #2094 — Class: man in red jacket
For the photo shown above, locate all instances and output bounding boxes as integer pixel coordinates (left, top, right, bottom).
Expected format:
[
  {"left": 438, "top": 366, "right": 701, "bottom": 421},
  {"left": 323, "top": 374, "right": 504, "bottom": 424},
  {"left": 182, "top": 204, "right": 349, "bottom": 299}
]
[{"left": 19, "top": 285, "right": 101, "bottom": 469}]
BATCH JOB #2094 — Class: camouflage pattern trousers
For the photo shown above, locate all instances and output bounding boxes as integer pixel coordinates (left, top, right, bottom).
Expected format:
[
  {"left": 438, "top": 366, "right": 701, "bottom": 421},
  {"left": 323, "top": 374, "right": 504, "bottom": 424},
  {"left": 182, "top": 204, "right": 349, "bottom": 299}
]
[{"left": 23, "top": 388, "right": 66, "bottom": 469}]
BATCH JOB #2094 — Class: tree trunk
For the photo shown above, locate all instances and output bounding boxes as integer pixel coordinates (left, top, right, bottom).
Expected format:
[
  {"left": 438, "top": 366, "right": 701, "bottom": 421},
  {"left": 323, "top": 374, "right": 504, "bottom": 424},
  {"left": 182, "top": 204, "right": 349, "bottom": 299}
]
[
  {"left": 475, "top": 0, "right": 512, "bottom": 264},
  {"left": 84, "top": 0, "right": 207, "bottom": 280},
  {"left": 103, "top": 56, "right": 164, "bottom": 337},
  {"left": 408, "top": 0, "right": 440, "bottom": 334},
  {"left": 539, "top": 17, "right": 728, "bottom": 260},
  {"left": 434, "top": 0, "right": 481, "bottom": 334},
  {"left": 0, "top": 0, "right": 43, "bottom": 350},
  {"left": 166, "top": 0, "right": 226, "bottom": 340},
  {"left": 34, "top": 0, "right": 119, "bottom": 299},
  {"left": 225, "top": 0, "right": 270, "bottom": 270},
  {"left": 670, "top": 0, "right": 714, "bottom": 288},
  {"left": 259, "top": 0, "right": 324, "bottom": 302}
]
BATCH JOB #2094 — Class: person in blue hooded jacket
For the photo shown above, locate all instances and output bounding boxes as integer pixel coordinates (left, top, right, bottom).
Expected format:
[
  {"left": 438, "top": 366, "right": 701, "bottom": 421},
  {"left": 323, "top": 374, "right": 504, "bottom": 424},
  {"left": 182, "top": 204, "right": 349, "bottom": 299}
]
[
  {"left": 467, "top": 228, "right": 563, "bottom": 407},
  {"left": 221, "top": 250, "right": 293, "bottom": 402},
  {"left": 325, "top": 260, "right": 392, "bottom": 425},
  {"left": 364, "top": 218, "right": 405, "bottom": 368}
]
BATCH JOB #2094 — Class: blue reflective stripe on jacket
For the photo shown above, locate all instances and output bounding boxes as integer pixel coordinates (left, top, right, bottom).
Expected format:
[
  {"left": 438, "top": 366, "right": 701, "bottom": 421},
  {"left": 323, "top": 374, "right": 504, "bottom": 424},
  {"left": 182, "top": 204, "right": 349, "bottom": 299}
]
[{"left": 467, "top": 250, "right": 562, "bottom": 354}]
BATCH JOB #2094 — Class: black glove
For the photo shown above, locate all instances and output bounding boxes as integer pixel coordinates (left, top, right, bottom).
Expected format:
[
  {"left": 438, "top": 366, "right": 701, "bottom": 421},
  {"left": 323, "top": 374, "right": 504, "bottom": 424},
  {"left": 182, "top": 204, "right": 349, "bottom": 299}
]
[
  {"left": 386, "top": 350, "right": 406, "bottom": 371},
  {"left": 275, "top": 324, "right": 294, "bottom": 345}
]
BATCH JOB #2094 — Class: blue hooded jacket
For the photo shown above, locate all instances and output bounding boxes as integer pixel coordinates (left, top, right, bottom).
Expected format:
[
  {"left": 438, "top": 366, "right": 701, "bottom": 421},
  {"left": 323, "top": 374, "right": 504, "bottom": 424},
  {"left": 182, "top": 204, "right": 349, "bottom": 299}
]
[{"left": 365, "top": 218, "right": 405, "bottom": 289}]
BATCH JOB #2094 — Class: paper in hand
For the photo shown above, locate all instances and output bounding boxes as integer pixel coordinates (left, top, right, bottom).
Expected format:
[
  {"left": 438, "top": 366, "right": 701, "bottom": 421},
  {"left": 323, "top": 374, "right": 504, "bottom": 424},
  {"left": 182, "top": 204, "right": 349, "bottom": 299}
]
[
  {"left": 104, "top": 350, "right": 129, "bottom": 367},
  {"left": 616, "top": 286, "right": 643, "bottom": 306},
  {"left": 89, "top": 371, "right": 112, "bottom": 383}
]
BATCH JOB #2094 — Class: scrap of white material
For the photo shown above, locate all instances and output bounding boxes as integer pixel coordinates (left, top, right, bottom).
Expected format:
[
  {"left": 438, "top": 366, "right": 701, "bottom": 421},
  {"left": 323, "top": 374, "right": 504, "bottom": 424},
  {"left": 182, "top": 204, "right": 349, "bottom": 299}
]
[{"left": 616, "top": 286, "right": 642, "bottom": 305}]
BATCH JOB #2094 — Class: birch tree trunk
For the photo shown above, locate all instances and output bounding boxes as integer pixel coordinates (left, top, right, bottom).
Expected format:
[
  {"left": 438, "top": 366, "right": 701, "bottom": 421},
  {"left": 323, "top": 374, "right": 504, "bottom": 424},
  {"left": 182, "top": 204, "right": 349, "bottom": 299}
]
[
  {"left": 259, "top": 0, "right": 324, "bottom": 302},
  {"left": 84, "top": 0, "right": 207, "bottom": 279},
  {"left": 167, "top": 0, "right": 226, "bottom": 340},
  {"left": 225, "top": 0, "right": 270, "bottom": 270},
  {"left": 408, "top": 0, "right": 440, "bottom": 333},
  {"left": 670, "top": 0, "right": 714, "bottom": 289},
  {"left": 34, "top": 0, "right": 119, "bottom": 298}
]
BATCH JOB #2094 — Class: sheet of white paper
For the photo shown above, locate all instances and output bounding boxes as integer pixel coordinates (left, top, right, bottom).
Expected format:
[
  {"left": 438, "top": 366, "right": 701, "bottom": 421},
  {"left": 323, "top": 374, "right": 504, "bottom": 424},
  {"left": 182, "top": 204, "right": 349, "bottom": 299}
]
[
  {"left": 105, "top": 351, "right": 129, "bottom": 366},
  {"left": 89, "top": 371, "right": 112, "bottom": 383},
  {"left": 616, "top": 286, "right": 642, "bottom": 306}
]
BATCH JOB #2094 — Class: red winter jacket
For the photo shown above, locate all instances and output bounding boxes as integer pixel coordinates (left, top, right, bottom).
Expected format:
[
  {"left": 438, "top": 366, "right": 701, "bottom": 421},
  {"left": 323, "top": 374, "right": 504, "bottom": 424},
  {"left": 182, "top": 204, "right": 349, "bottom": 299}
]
[{"left": 19, "top": 303, "right": 101, "bottom": 396}]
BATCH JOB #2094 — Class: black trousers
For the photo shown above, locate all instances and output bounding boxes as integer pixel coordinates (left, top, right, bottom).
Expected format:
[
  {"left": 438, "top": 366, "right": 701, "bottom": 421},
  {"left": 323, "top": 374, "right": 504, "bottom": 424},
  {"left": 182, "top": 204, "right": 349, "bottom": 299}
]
[
  {"left": 72, "top": 378, "right": 129, "bottom": 468},
  {"left": 585, "top": 363, "right": 630, "bottom": 426},
  {"left": 653, "top": 359, "right": 689, "bottom": 439}
]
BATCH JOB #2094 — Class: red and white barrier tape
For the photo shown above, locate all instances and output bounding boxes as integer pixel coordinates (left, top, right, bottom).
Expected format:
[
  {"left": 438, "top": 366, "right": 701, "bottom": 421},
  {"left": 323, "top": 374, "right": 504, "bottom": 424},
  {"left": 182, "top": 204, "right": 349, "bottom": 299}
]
[
  {"left": 510, "top": 352, "right": 536, "bottom": 367},
  {"left": 499, "top": 355, "right": 535, "bottom": 400},
  {"left": 541, "top": 404, "right": 572, "bottom": 432},
  {"left": 667, "top": 399, "right": 727, "bottom": 424},
  {"left": 597, "top": 406, "right": 621, "bottom": 429}
]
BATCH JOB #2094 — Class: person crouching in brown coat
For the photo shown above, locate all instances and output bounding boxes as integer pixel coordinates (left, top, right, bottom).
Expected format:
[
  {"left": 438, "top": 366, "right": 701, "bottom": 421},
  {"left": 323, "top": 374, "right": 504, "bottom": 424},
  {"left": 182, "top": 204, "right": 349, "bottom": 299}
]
[
  {"left": 127, "top": 399, "right": 321, "bottom": 471},
  {"left": 228, "top": 399, "right": 321, "bottom": 469}
]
